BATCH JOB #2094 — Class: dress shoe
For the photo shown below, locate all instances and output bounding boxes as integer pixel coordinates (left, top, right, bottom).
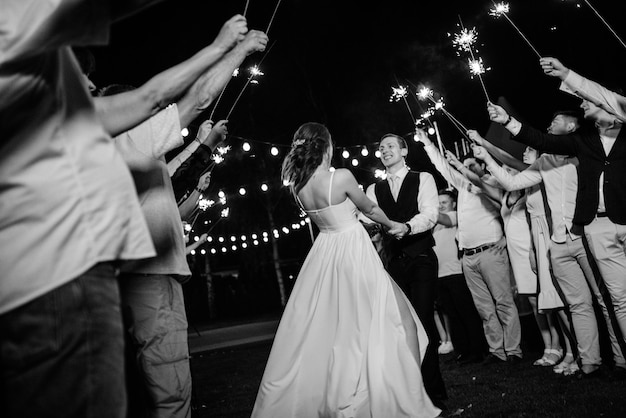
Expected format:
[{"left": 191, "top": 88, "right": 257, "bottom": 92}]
[
  {"left": 575, "top": 367, "right": 602, "bottom": 380},
  {"left": 482, "top": 354, "right": 506, "bottom": 365},
  {"left": 507, "top": 355, "right": 523, "bottom": 365},
  {"left": 456, "top": 353, "right": 483, "bottom": 365}
]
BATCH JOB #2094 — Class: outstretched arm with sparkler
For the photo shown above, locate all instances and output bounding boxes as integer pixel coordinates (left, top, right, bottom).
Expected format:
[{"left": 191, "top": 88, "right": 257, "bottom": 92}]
[
  {"left": 467, "top": 130, "right": 528, "bottom": 172},
  {"left": 94, "top": 15, "right": 248, "bottom": 137},
  {"left": 487, "top": 102, "right": 578, "bottom": 156},
  {"left": 179, "top": 171, "right": 212, "bottom": 222},
  {"left": 541, "top": 57, "right": 626, "bottom": 124},
  {"left": 177, "top": 30, "right": 268, "bottom": 128},
  {"left": 167, "top": 120, "right": 229, "bottom": 176}
]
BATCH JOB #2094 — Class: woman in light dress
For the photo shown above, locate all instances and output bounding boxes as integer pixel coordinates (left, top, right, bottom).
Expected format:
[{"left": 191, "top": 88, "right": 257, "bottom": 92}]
[{"left": 251, "top": 122, "right": 440, "bottom": 418}]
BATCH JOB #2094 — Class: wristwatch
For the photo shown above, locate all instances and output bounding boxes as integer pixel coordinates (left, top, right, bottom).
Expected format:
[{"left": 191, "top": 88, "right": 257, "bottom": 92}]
[{"left": 404, "top": 223, "right": 412, "bottom": 235}]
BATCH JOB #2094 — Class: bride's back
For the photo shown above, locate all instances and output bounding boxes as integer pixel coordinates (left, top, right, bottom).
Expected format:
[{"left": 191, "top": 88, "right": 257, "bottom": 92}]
[{"left": 297, "top": 169, "right": 347, "bottom": 211}]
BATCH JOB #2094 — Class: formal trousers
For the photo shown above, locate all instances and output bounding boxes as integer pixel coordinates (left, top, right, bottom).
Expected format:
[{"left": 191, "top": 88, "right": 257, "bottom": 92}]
[
  {"left": 462, "top": 247, "right": 522, "bottom": 360},
  {"left": 549, "top": 234, "right": 625, "bottom": 367},
  {"left": 387, "top": 248, "right": 447, "bottom": 407}
]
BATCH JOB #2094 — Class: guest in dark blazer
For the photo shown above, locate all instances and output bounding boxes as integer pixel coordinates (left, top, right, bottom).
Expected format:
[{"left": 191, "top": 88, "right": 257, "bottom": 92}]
[{"left": 487, "top": 57, "right": 626, "bottom": 377}]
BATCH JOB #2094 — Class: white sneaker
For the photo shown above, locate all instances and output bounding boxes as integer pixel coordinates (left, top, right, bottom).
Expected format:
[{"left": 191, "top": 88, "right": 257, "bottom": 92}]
[{"left": 438, "top": 341, "right": 454, "bottom": 354}]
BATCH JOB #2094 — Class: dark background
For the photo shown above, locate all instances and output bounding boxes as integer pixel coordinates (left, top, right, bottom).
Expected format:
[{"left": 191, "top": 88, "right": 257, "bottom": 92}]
[{"left": 90, "top": 0, "right": 626, "bottom": 320}]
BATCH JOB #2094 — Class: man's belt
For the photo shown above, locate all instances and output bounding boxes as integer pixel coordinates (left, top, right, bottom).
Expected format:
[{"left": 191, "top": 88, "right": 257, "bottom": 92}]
[{"left": 463, "top": 243, "right": 493, "bottom": 256}]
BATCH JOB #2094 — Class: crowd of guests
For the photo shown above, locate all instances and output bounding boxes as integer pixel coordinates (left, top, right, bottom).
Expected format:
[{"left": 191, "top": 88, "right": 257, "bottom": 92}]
[
  {"left": 416, "top": 56, "right": 626, "bottom": 380},
  {"left": 0, "top": 2, "right": 267, "bottom": 418},
  {"left": 2, "top": 1, "right": 625, "bottom": 418}
]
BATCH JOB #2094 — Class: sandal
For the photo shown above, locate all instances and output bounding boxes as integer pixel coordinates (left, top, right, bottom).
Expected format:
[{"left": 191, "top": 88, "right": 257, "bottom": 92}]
[
  {"left": 533, "top": 349, "right": 551, "bottom": 366},
  {"left": 542, "top": 348, "right": 563, "bottom": 366},
  {"left": 553, "top": 353, "right": 576, "bottom": 374}
]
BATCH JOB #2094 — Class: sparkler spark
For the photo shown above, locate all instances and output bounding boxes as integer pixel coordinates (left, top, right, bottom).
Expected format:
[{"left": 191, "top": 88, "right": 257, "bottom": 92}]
[
  {"left": 468, "top": 57, "right": 490, "bottom": 77},
  {"left": 211, "top": 154, "right": 224, "bottom": 164},
  {"left": 389, "top": 85, "right": 408, "bottom": 102},
  {"left": 232, "top": 68, "right": 239, "bottom": 77},
  {"left": 221, "top": 208, "right": 230, "bottom": 218},
  {"left": 417, "top": 87, "right": 433, "bottom": 101},
  {"left": 489, "top": 2, "right": 510, "bottom": 17},
  {"left": 453, "top": 27, "right": 478, "bottom": 52},
  {"left": 216, "top": 145, "right": 231, "bottom": 155},
  {"left": 198, "top": 198, "right": 215, "bottom": 211},
  {"left": 249, "top": 65, "right": 264, "bottom": 77}
]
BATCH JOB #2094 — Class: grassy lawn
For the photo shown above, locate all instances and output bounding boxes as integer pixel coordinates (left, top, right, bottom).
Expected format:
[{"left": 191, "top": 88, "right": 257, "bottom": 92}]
[{"left": 190, "top": 340, "right": 626, "bottom": 418}]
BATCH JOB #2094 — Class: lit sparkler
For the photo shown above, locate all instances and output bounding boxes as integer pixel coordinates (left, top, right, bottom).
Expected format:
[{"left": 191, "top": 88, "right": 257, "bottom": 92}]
[
  {"left": 389, "top": 85, "right": 408, "bottom": 102},
  {"left": 468, "top": 57, "right": 490, "bottom": 76},
  {"left": 489, "top": 2, "right": 541, "bottom": 58},
  {"left": 455, "top": 17, "right": 492, "bottom": 103},
  {"left": 249, "top": 65, "right": 264, "bottom": 77},
  {"left": 452, "top": 27, "right": 478, "bottom": 53},
  {"left": 417, "top": 86, "right": 433, "bottom": 101},
  {"left": 198, "top": 198, "right": 214, "bottom": 211},
  {"left": 489, "top": 2, "right": 509, "bottom": 17},
  {"left": 221, "top": 208, "right": 230, "bottom": 218}
]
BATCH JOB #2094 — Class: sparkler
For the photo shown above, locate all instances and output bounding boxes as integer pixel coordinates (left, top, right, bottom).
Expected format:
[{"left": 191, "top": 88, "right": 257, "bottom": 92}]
[
  {"left": 455, "top": 18, "right": 491, "bottom": 103},
  {"left": 489, "top": 2, "right": 541, "bottom": 59},
  {"left": 223, "top": 40, "right": 276, "bottom": 120},
  {"left": 416, "top": 87, "right": 473, "bottom": 143},
  {"left": 266, "top": 0, "right": 283, "bottom": 36},
  {"left": 452, "top": 27, "right": 478, "bottom": 54},
  {"left": 243, "top": 0, "right": 250, "bottom": 17},
  {"left": 390, "top": 78, "right": 416, "bottom": 124},
  {"left": 578, "top": 0, "right": 626, "bottom": 51}
]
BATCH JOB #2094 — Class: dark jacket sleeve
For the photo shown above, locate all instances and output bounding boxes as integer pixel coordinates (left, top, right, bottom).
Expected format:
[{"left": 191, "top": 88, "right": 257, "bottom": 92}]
[
  {"left": 513, "top": 124, "right": 579, "bottom": 156},
  {"left": 171, "top": 144, "right": 213, "bottom": 202}
]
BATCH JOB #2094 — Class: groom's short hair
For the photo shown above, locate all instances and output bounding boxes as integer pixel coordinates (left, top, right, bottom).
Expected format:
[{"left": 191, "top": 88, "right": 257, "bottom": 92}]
[{"left": 380, "top": 133, "right": 408, "bottom": 150}]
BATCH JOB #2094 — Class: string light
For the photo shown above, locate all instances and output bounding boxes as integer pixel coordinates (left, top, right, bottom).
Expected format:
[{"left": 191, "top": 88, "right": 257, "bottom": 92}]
[
  {"left": 242, "top": 142, "right": 251, "bottom": 151},
  {"left": 270, "top": 146, "right": 279, "bottom": 156}
]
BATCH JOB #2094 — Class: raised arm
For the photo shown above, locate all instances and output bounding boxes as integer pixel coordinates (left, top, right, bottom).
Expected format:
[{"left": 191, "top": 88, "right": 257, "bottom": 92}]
[
  {"left": 473, "top": 145, "right": 542, "bottom": 191},
  {"left": 416, "top": 129, "right": 468, "bottom": 191},
  {"left": 94, "top": 15, "right": 248, "bottom": 136},
  {"left": 176, "top": 30, "right": 268, "bottom": 128},
  {"left": 487, "top": 102, "right": 579, "bottom": 156},
  {"left": 467, "top": 130, "right": 528, "bottom": 172},
  {"left": 541, "top": 57, "right": 626, "bottom": 124}
]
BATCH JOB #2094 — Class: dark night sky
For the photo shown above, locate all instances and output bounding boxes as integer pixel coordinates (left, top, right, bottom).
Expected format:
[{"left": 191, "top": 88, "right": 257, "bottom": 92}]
[
  {"left": 92, "top": 0, "right": 625, "bottom": 147},
  {"left": 89, "top": 0, "right": 626, "bottom": 267}
]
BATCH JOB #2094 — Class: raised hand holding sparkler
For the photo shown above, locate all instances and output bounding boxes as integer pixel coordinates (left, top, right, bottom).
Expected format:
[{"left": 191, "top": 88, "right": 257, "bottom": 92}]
[{"left": 489, "top": 2, "right": 541, "bottom": 59}]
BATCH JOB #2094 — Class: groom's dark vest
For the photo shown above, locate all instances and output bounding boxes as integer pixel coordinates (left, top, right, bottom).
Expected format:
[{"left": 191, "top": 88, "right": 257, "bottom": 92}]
[{"left": 375, "top": 171, "right": 435, "bottom": 258}]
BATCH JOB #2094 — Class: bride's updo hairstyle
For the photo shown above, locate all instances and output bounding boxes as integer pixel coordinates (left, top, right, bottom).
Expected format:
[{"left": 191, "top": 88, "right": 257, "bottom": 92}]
[{"left": 281, "top": 122, "right": 333, "bottom": 198}]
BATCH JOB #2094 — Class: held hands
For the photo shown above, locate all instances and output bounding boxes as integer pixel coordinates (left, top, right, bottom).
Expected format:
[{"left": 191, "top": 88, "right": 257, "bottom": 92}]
[
  {"left": 387, "top": 221, "right": 408, "bottom": 240},
  {"left": 539, "top": 57, "right": 569, "bottom": 80},
  {"left": 414, "top": 128, "right": 433, "bottom": 147},
  {"left": 487, "top": 103, "right": 509, "bottom": 124},
  {"left": 215, "top": 15, "right": 248, "bottom": 51}
]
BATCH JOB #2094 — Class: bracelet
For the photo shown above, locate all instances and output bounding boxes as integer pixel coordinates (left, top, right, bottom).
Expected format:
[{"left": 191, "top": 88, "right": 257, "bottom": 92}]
[
  {"left": 195, "top": 187, "right": 204, "bottom": 193},
  {"left": 503, "top": 114, "right": 512, "bottom": 126},
  {"left": 404, "top": 223, "right": 412, "bottom": 234}
]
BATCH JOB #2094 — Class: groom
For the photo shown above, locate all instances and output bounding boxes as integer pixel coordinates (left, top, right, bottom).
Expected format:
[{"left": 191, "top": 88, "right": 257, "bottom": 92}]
[{"left": 364, "top": 133, "right": 447, "bottom": 409}]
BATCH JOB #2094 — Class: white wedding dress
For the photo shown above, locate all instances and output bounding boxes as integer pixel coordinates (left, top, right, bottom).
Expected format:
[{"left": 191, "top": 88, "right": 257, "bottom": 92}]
[{"left": 251, "top": 172, "right": 440, "bottom": 418}]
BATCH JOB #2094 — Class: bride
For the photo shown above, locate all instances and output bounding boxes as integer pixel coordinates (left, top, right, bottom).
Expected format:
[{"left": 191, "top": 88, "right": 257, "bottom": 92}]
[{"left": 251, "top": 122, "right": 440, "bottom": 418}]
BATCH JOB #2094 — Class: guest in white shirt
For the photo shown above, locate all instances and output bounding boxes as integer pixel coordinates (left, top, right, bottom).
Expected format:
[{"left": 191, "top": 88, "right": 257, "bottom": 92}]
[{"left": 416, "top": 129, "right": 523, "bottom": 365}]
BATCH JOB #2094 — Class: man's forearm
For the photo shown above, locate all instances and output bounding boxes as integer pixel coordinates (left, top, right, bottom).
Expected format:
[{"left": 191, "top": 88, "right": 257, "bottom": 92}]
[{"left": 95, "top": 40, "right": 230, "bottom": 136}]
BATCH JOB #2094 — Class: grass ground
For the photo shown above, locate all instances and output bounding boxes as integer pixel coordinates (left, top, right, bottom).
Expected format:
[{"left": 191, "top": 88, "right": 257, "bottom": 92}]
[{"left": 189, "top": 339, "right": 626, "bottom": 418}]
